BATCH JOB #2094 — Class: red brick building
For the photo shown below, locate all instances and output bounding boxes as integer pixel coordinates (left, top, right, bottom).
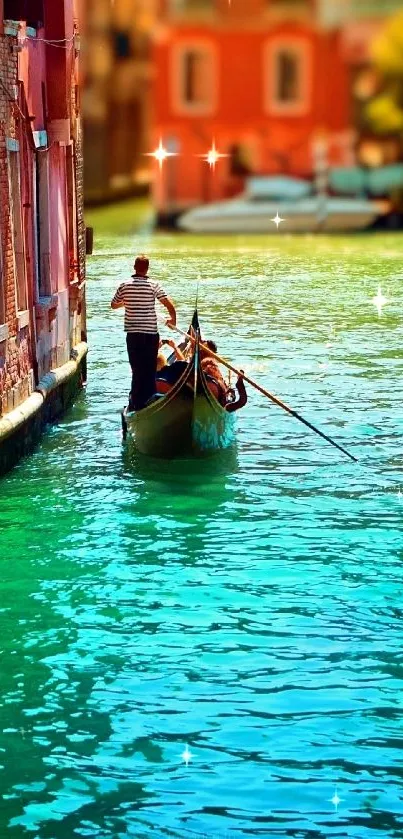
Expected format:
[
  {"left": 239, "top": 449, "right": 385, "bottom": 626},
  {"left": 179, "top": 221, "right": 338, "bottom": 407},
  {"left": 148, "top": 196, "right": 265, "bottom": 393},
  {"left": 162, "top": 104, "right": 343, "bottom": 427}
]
[
  {"left": 0, "top": 0, "right": 87, "bottom": 472},
  {"left": 152, "top": 0, "right": 387, "bottom": 213}
]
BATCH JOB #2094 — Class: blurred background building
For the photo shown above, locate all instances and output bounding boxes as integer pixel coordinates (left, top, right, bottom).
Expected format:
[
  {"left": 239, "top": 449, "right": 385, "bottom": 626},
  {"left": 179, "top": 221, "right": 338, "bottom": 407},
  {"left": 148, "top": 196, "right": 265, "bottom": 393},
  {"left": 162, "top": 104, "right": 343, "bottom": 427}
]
[
  {"left": 79, "top": 0, "right": 158, "bottom": 203},
  {"left": 78, "top": 0, "right": 403, "bottom": 210}
]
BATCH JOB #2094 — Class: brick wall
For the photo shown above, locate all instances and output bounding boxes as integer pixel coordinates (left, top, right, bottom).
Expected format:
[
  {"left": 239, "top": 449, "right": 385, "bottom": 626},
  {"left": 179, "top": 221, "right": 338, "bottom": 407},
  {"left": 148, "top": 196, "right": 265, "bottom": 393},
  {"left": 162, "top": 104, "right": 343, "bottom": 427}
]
[
  {"left": 0, "top": 11, "right": 87, "bottom": 418},
  {"left": 0, "top": 33, "right": 35, "bottom": 417}
]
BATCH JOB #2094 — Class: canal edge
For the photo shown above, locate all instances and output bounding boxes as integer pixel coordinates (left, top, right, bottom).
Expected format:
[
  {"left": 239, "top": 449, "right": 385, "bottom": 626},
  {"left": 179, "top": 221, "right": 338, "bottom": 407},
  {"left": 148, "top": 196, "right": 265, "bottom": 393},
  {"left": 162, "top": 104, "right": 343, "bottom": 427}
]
[{"left": 0, "top": 342, "right": 88, "bottom": 477}]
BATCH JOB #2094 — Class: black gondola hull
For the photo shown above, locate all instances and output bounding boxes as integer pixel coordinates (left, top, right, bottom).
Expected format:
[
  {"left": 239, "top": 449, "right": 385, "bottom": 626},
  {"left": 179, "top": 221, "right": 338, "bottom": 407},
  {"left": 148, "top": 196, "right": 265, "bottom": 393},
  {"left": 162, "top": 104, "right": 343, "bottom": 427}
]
[{"left": 124, "top": 335, "right": 235, "bottom": 457}]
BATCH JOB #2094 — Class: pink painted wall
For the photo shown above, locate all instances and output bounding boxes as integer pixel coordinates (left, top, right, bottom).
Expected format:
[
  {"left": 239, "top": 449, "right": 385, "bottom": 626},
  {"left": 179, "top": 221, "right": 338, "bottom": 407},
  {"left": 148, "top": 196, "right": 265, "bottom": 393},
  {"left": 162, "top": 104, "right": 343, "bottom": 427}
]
[
  {"left": 18, "top": 24, "right": 47, "bottom": 133},
  {"left": 49, "top": 145, "right": 68, "bottom": 295},
  {"left": 0, "top": 0, "right": 86, "bottom": 412},
  {"left": 44, "top": 0, "right": 74, "bottom": 122}
]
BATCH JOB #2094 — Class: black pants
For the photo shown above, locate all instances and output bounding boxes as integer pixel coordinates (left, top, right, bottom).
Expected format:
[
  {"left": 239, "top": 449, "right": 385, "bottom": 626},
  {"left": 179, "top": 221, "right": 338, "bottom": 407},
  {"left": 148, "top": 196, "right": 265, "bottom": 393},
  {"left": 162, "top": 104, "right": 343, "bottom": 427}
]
[{"left": 126, "top": 332, "right": 159, "bottom": 410}]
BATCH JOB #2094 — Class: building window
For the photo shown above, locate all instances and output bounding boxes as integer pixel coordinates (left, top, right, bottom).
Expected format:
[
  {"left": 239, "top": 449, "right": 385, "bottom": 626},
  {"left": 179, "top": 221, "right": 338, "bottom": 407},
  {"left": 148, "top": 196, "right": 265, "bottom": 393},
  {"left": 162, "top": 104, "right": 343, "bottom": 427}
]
[
  {"left": 8, "top": 150, "right": 28, "bottom": 313},
  {"left": 276, "top": 50, "right": 300, "bottom": 103},
  {"left": 265, "top": 39, "right": 311, "bottom": 115},
  {"left": 184, "top": 52, "right": 205, "bottom": 103},
  {"left": 4, "top": 0, "right": 44, "bottom": 28},
  {"left": 173, "top": 42, "right": 217, "bottom": 114},
  {"left": 113, "top": 30, "right": 132, "bottom": 60},
  {"left": 36, "top": 151, "right": 51, "bottom": 298}
]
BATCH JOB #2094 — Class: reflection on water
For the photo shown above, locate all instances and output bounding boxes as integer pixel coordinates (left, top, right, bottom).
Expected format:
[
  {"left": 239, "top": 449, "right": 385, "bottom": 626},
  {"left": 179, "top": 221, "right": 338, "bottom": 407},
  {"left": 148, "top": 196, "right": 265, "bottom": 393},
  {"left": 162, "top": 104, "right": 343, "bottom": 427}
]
[
  {"left": 1, "top": 233, "right": 403, "bottom": 838},
  {"left": 122, "top": 442, "right": 239, "bottom": 490}
]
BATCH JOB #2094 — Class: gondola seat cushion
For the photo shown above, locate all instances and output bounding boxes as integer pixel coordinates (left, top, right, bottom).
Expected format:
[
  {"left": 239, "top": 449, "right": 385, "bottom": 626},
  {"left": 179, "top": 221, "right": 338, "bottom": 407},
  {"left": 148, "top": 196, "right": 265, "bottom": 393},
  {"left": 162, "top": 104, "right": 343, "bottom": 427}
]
[
  {"left": 156, "top": 378, "right": 173, "bottom": 394},
  {"left": 158, "top": 361, "right": 188, "bottom": 384}
]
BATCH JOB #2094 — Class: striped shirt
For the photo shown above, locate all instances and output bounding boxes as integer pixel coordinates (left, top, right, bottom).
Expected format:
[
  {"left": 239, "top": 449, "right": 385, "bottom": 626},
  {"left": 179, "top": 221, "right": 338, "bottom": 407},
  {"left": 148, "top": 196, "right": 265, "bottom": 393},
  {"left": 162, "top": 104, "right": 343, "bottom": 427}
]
[{"left": 111, "top": 275, "right": 168, "bottom": 334}]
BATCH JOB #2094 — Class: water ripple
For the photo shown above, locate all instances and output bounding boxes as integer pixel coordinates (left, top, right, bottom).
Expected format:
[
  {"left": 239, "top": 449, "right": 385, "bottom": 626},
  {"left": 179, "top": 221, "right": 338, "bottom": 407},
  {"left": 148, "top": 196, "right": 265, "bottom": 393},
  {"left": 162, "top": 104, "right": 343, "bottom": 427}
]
[{"left": 1, "top": 234, "right": 403, "bottom": 837}]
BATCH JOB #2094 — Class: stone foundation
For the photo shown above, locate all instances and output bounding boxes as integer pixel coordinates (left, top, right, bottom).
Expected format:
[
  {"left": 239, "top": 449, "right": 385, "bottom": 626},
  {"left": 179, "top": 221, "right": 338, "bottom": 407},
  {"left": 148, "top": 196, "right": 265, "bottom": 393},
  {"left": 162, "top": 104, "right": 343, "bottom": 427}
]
[{"left": 0, "top": 342, "right": 87, "bottom": 477}]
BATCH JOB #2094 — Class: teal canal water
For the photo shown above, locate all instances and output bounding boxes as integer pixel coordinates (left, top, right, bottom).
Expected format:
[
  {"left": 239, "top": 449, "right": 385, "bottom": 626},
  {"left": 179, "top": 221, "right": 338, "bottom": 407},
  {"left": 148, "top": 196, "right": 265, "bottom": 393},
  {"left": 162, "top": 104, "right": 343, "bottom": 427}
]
[{"left": 1, "top": 229, "right": 403, "bottom": 838}]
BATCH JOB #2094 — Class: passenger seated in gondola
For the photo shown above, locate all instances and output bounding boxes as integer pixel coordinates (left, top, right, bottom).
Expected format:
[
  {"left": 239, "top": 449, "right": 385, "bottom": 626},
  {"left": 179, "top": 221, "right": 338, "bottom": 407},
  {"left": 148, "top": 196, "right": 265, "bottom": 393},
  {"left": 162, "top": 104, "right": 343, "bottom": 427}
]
[
  {"left": 154, "top": 335, "right": 248, "bottom": 410},
  {"left": 157, "top": 338, "right": 186, "bottom": 371},
  {"left": 201, "top": 340, "right": 247, "bottom": 412},
  {"left": 200, "top": 340, "right": 229, "bottom": 406},
  {"left": 155, "top": 338, "right": 189, "bottom": 393}
]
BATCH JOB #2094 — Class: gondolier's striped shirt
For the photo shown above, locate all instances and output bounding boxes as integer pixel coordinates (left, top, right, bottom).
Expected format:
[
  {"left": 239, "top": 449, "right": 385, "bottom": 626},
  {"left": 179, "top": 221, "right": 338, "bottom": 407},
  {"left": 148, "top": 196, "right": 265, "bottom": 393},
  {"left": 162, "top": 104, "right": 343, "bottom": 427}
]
[{"left": 111, "top": 275, "right": 168, "bottom": 334}]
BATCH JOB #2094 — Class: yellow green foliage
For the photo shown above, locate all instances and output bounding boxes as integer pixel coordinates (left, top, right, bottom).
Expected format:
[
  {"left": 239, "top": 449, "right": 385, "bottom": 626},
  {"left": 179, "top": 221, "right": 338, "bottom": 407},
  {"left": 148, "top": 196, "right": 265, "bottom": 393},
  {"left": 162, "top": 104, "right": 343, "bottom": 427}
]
[
  {"left": 366, "top": 94, "right": 403, "bottom": 134},
  {"left": 365, "top": 11, "right": 403, "bottom": 134},
  {"left": 371, "top": 11, "right": 403, "bottom": 77}
]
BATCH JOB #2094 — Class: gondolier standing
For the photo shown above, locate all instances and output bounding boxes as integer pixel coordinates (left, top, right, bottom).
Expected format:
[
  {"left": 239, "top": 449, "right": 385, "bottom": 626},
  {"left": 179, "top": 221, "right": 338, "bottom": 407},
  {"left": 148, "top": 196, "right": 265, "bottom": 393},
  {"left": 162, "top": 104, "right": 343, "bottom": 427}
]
[{"left": 111, "top": 255, "right": 177, "bottom": 411}]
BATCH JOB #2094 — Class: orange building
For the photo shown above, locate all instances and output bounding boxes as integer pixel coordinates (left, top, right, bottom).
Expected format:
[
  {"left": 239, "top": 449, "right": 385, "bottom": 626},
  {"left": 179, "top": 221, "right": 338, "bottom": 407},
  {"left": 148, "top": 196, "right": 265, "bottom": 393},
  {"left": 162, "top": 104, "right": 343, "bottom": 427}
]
[{"left": 152, "top": 0, "right": 356, "bottom": 216}]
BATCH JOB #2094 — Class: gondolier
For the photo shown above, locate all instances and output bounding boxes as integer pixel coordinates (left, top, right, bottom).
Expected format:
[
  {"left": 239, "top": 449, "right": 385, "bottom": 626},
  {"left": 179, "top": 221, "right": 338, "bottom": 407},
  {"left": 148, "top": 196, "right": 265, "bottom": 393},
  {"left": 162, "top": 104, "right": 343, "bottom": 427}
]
[{"left": 111, "top": 255, "right": 177, "bottom": 411}]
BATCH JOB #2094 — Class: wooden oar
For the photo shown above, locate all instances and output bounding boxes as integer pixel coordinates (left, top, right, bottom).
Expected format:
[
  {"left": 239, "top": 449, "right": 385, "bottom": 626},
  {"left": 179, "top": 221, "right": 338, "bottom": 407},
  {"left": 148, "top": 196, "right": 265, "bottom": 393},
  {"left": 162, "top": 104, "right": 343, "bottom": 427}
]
[{"left": 163, "top": 319, "right": 358, "bottom": 463}]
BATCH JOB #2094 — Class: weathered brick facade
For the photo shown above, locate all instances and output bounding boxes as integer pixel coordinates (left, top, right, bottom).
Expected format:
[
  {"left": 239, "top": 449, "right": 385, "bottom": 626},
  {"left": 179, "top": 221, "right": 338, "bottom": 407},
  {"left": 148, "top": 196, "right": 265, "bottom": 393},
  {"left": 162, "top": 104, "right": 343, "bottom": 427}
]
[
  {"left": 0, "top": 3, "right": 87, "bottom": 423},
  {"left": 0, "top": 32, "right": 34, "bottom": 416}
]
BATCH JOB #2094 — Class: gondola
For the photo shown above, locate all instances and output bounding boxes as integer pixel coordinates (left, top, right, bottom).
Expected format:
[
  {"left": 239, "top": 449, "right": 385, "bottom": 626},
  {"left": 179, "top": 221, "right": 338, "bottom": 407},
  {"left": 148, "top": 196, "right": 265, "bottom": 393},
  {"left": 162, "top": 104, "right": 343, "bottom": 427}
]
[{"left": 121, "top": 312, "right": 235, "bottom": 458}]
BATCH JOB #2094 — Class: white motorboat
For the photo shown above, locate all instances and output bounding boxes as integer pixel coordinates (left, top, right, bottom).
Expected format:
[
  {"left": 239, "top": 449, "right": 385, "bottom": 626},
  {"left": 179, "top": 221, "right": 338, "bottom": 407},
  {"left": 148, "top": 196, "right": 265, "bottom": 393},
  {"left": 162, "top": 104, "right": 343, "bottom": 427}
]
[{"left": 178, "top": 176, "right": 383, "bottom": 234}]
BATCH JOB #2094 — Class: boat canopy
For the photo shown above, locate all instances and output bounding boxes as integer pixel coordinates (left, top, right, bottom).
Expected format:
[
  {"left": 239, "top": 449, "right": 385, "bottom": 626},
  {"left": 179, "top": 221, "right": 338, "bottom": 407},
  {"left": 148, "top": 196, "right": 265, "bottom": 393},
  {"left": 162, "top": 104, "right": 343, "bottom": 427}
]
[
  {"left": 245, "top": 176, "right": 312, "bottom": 201},
  {"left": 329, "top": 164, "right": 403, "bottom": 197},
  {"left": 329, "top": 167, "right": 366, "bottom": 196},
  {"left": 367, "top": 164, "right": 403, "bottom": 196}
]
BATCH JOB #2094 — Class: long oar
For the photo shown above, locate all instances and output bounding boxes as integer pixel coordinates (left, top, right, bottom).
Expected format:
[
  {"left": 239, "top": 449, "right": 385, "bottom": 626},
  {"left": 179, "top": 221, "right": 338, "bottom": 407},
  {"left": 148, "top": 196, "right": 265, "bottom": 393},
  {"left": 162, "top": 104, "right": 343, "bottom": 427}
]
[{"left": 163, "top": 320, "right": 358, "bottom": 463}]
